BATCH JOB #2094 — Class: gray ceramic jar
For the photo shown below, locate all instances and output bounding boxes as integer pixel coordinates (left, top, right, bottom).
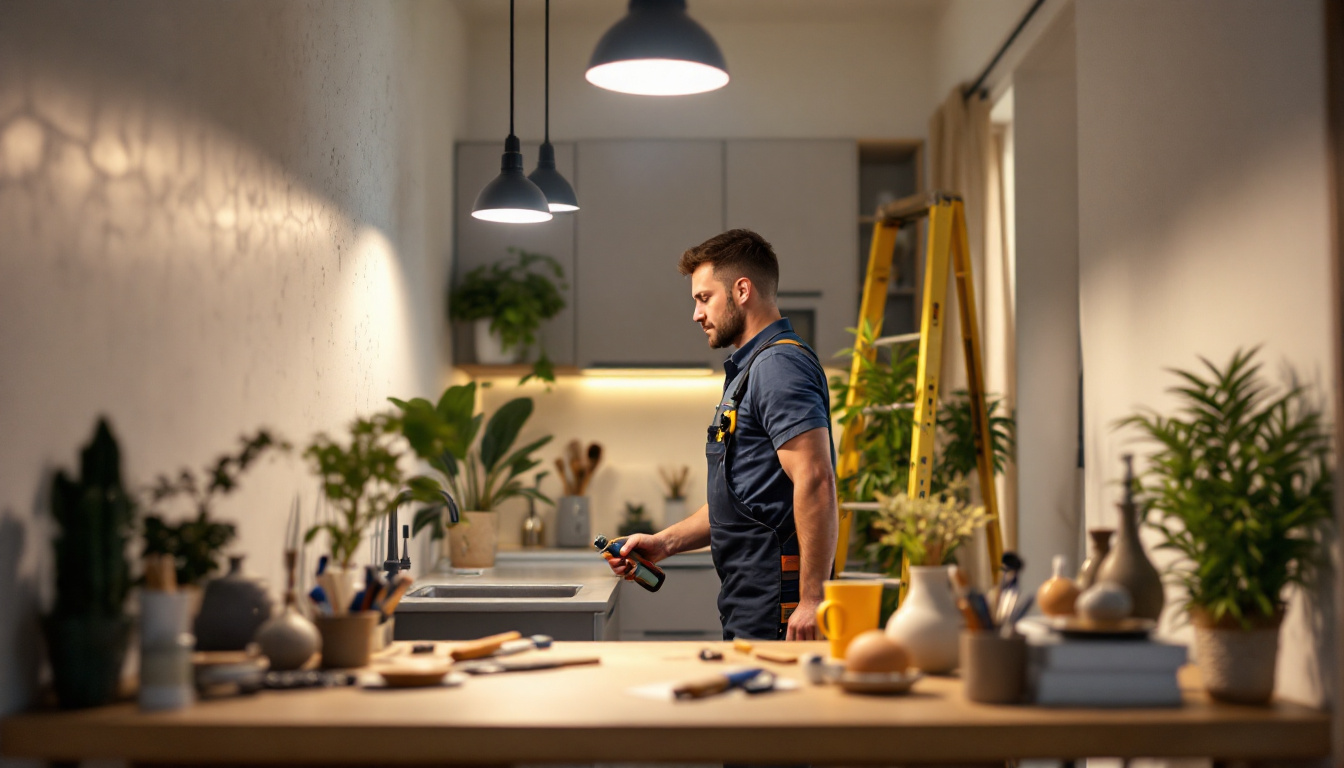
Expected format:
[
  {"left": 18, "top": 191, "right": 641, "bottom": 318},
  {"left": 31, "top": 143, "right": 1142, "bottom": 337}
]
[{"left": 193, "top": 555, "right": 274, "bottom": 651}]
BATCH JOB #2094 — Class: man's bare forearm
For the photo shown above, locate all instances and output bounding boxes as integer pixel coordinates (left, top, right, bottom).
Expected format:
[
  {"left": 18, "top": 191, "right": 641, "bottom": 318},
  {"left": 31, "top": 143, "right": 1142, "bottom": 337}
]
[
  {"left": 794, "top": 472, "right": 838, "bottom": 604},
  {"left": 655, "top": 503, "right": 711, "bottom": 558}
]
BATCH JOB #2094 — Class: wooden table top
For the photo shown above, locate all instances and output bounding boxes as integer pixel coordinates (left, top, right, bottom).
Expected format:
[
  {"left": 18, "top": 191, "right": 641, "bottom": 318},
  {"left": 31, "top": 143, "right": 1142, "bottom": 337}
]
[{"left": 1, "top": 641, "right": 1330, "bottom": 765}]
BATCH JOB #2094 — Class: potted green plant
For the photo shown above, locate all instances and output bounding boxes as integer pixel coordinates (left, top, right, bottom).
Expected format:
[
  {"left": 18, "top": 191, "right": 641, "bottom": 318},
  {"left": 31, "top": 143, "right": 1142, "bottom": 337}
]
[
  {"left": 393, "top": 382, "right": 552, "bottom": 569},
  {"left": 618, "top": 502, "right": 655, "bottom": 537},
  {"left": 304, "top": 412, "right": 449, "bottom": 583},
  {"left": 142, "top": 430, "right": 288, "bottom": 589},
  {"left": 45, "top": 418, "right": 135, "bottom": 708},
  {"left": 1118, "top": 348, "right": 1333, "bottom": 704},
  {"left": 830, "top": 320, "right": 1015, "bottom": 575},
  {"left": 449, "top": 247, "right": 567, "bottom": 383}
]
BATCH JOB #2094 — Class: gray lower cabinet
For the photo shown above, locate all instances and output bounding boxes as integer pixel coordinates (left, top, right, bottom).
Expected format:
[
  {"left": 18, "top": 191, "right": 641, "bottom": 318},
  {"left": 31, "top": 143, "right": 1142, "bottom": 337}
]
[
  {"left": 574, "top": 140, "right": 725, "bottom": 369},
  {"left": 618, "top": 560, "right": 722, "bottom": 641},
  {"left": 452, "top": 141, "right": 577, "bottom": 366}
]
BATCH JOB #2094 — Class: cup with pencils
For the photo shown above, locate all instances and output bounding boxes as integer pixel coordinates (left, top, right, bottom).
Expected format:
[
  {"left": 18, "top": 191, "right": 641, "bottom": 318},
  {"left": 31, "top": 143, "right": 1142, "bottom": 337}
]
[
  {"left": 953, "top": 558, "right": 1029, "bottom": 704},
  {"left": 309, "top": 558, "right": 415, "bottom": 668}
]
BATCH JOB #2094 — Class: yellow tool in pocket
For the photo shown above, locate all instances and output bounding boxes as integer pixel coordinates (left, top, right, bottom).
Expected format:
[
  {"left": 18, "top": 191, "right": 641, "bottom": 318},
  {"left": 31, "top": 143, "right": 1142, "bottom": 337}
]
[{"left": 715, "top": 409, "right": 738, "bottom": 443}]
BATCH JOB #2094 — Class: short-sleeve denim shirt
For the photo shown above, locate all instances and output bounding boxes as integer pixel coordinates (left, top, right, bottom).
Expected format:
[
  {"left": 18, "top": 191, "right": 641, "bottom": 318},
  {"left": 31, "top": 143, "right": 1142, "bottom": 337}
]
[{"left": 719, "top": 318, "right": 836, "bottom": 529}]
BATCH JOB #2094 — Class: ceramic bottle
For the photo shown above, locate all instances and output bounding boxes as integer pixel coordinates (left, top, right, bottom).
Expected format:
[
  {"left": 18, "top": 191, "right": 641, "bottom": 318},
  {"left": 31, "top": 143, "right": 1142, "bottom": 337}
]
[
  {"left": 1094, "top": 455, "right": 1165, "bottom": 621},
  {"left": 1076, "top": 528, "right": 1114, "bottom": 591}
]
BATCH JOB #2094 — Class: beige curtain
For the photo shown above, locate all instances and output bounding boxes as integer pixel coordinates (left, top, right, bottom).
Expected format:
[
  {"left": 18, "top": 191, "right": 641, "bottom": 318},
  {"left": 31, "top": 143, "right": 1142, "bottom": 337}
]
[{"left": 927, "top": 88, "right": 1017, "bottom": 587}]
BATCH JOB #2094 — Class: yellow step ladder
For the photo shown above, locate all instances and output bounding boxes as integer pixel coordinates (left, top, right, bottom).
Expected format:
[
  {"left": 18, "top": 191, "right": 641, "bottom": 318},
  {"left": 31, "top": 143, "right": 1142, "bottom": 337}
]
[{"left": 833, "top": 192, "right": 1004, "bottom": 585}]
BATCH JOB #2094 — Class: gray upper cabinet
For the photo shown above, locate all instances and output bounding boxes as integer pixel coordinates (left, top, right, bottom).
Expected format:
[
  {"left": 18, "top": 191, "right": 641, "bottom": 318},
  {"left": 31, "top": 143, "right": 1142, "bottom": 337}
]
[
  {"left": 574, "top": 140, "right": 725, "bottom": 368},
  {"left": 453, "top": 141, "right": 577, "bottom": 366},
  {"left": 726, "top": 140, "right": 858, "bottom": 366}
]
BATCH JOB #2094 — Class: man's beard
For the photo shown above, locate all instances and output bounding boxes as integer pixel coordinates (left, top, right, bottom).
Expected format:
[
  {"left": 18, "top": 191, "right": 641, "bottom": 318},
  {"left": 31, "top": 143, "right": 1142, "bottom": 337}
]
[{"left": 708, "top": 301, "right": 746, "bottom": 349}]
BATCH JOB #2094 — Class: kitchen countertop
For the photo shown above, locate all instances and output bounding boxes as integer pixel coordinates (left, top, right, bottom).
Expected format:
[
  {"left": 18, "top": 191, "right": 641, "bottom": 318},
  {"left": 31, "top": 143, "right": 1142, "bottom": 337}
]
[{"left": 1, "top": 641, "right": 1329, "bottom": 766}]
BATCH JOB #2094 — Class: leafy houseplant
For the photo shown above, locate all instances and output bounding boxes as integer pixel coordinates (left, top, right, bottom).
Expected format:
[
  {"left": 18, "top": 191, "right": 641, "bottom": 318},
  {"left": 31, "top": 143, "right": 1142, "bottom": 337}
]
[
  {"left": 304, "top": 413, "right": 447, "bottom": 570},
  {"left": 143, "top": 430, "right": 288, "bottom": 586},
  {"left": 394, "top": 383, "right": 552, "bottom": 567},
  {"left": 830, "top": 321, "right": 1015, "bottom": 574},
  {"left": 449, "top": 248, "right": 567, "bottom": 383},
  {"left": 1118, "top": 348, "right": 1333, "bottom": 704},
  {"left": 46, "top": 418, "right": 136, "bottom": 708}
]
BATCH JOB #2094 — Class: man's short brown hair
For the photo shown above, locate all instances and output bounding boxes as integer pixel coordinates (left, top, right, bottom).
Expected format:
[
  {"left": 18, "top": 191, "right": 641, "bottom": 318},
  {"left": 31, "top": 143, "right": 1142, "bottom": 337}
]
[{"left": 678, "top": 229, "right": 779, "bottom": 300}]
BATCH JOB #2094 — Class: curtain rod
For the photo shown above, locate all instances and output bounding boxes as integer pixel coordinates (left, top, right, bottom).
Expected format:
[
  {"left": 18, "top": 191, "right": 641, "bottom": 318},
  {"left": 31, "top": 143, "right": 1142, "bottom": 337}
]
[{"left": 962, "top": 0, "right": 1048, "bottom": 102}]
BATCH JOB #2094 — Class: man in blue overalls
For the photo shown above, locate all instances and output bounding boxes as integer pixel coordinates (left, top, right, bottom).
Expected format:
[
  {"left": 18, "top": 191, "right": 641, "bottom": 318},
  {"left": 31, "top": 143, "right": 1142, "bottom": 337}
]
[{"left": 605, "top": 229, "right": 838, "bottom": 641}]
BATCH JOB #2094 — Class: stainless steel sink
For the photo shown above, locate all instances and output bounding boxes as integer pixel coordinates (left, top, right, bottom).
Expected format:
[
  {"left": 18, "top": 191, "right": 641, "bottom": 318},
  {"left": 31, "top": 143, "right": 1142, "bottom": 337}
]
[{"left": 409, "top": 584, "right": 581, "bottom": 599}]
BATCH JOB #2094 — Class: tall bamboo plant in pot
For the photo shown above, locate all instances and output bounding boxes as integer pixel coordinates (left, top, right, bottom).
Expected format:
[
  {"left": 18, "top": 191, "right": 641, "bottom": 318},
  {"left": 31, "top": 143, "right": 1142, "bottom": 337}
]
[
  {"left": 1118, "top": 348, "right": 1333, "bottom": 704},
  {"left": 394, "top": 382, "right": 552, "bottom": 569}
]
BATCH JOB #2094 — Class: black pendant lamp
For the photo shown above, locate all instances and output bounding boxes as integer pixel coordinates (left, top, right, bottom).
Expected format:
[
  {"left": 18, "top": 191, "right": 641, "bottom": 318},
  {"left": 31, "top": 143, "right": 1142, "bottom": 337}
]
[
  {"left": 473, "top": 0, "right": 552, "bottom": 224},
  {"left": 586, "top": 0, "right": 729, "bottom": 96},
  {"left": 528, "top": 0, "right": 579, "bottom": 213}
]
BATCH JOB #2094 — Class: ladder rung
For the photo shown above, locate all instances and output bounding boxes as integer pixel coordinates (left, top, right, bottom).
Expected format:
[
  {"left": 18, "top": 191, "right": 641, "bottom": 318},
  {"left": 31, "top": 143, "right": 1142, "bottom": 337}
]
[
  {"left": 861, "top": 403, "right": 915, "bottom": 414},
  {"left": 872, "top": 332, "right": 921, "bottom": 347},
  {"left": 840, "top": 502, "right": 882, "bottom": 511}
]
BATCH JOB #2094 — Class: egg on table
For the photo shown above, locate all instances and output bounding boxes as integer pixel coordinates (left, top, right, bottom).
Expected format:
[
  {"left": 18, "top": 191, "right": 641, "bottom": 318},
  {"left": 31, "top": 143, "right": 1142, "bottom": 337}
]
[{"left": 844, "top": 629, "right": 910, "bottom": 674}]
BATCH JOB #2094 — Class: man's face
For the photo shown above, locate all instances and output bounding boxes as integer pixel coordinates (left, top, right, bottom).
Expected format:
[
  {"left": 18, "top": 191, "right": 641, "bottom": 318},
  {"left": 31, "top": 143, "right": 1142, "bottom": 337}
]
[{"left": 690, "top": 263, "right": 746, "bottom": 349}]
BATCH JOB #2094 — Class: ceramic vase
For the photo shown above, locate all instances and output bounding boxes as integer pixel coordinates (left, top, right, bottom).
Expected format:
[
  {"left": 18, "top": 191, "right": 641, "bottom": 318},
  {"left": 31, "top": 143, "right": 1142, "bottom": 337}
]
[
  {"left": 193, "top": 555, "right": 273, "bottom": 651},
  {"left": 1076, "top": 528, "right": 1114, "bottom": 591},
  {"left": 1192, "top": 608, "right": 1282, "bottom": 704},
  {"left": 473, "top": 319, "right": 520, "bottom": 365},
  {"left": 448, "top": 511, "right": 498, "bottom": 569},
  {"left": 1094, "top": 499, "right": 1164, "bottom": 622},
  {"left": 664, "top": 497, "right": 688, "bottom": 526},
  {"left": 885, "top": 565, "right": 963, "bottom": 673},
  {"left": 255, "top": 603, "right": 321, "bottom": 671}
]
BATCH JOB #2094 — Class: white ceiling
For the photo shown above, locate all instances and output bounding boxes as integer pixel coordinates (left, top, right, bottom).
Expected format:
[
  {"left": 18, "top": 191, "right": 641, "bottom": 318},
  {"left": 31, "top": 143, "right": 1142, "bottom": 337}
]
[{"left": 456, "top": 0, "right": 944, "bottom": 25}]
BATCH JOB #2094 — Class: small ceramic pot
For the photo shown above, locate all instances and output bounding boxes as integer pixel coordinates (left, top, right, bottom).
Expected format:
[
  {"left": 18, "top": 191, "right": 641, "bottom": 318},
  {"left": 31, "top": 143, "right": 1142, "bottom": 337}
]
[
  {"left": 961, "top": 631, "right": 1026, "bottom": 704},
  {"left": 448, "top": 511, "right": 498, "bottom": 569},
  {"left": 193, "top": 555, "right": 273, "bottom": 651},
  {"left": 315, "top": 612, "right": 379, "bottom": 669},
  {"left": 255, "top": 604, "right": 321, "bottom": 671},
  {"left": 1192, "top": 608, "right": 1283, "bottom": 704},
  {"left": 473, "top": 319, "right": 520, "bottom": 365}
]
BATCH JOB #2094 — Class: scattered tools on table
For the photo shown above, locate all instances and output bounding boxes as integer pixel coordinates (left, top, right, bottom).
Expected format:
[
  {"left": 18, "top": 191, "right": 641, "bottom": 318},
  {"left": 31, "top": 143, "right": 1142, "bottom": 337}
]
[
  {"left": 449, "top": 631, "right": 523, "bottom": 661},
  {"left": 698, "top": 648, "right": 724, "bottom": 661},
  {"left": 673, "top": 668, "right": 775, "bottom": 699},
  {"left": 493, "top": 634, "right": 553, "bottom": 657},
  {"left": 456, "top": 656, "right": 601, "bottom": 675}
]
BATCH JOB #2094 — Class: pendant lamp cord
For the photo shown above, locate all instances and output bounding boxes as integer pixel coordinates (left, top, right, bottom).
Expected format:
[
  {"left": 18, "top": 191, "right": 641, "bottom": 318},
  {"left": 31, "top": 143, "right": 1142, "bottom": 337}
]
[
  {"left": 509, "top": 0, "right": 515, "bottom": 138},
  {"left": 544, "top": 0, "right": 550, "bottom": 143}
]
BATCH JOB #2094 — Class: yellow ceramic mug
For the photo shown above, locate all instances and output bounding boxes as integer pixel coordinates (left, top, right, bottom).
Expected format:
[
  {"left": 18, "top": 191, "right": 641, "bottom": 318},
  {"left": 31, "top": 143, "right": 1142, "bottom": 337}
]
[{"left": 815, "top": 580, "right": 883, "bottom": 659}]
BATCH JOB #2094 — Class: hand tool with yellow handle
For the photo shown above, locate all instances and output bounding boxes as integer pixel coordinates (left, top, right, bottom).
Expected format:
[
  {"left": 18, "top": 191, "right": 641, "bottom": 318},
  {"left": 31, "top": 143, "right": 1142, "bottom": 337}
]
[
  {"left": 673, "top": 668, "right": 767, "bottom": 700},
  {"left": 449, "top": 631, "right": 523, "bottom": 661}
]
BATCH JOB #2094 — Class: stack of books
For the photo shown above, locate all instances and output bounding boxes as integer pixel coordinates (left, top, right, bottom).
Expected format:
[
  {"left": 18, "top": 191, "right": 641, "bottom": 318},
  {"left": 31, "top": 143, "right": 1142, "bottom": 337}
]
[{"left": 1026, "top": 636, "right": 1187, "bottom": 707}]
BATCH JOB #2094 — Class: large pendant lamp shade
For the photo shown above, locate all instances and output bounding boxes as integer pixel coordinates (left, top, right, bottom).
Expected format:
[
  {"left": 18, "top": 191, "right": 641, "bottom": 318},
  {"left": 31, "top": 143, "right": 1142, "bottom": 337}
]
[
  {"left": 586, "top": 0, "right": 729, "bottom": 96},
  {"left": 529, "top": 0, "right": 579, "bottom": 213},
  {"left": 473, "top": 0, "right": 552, "bottom": 224}
]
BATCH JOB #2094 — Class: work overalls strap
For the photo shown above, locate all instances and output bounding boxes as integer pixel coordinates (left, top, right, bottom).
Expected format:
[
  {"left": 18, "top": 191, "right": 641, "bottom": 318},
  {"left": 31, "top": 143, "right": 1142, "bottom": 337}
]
[{"left": 706, "top": 332, "right": 824, "bottom": 640}]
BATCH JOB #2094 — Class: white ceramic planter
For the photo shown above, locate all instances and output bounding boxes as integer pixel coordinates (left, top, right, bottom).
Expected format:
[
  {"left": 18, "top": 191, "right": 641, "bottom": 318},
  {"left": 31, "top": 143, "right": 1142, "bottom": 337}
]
[
  {"left": 663, "top": 497, "right": 688, "bottom": 526},
  {"left": 473, "top": 319, "right": 520, "bottom": 365},
  {"left": 885, "top": 565, "right": 963, "bottom": 673}
]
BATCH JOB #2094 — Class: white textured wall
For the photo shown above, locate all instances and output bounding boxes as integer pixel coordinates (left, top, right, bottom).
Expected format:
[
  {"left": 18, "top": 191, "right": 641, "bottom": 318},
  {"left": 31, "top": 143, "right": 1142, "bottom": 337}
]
[
  {"left": 0, "top": 0, "right": 466, "bottom": 720},
  {"left": 1075, "top": 0, "right": 1332, "bottom": 706}
]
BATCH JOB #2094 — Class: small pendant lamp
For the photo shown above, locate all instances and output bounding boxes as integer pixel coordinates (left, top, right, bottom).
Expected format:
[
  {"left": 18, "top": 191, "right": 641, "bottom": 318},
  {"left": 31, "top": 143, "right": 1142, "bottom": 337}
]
[
  {"left": 586, "top": 0, "right": 729, "bottom": 96},
  {"left": 473, "top": 0, "right": 552, "bottom": 224},
  {"left": 528, "top": 0, "right": 579, "bottom": 213}
]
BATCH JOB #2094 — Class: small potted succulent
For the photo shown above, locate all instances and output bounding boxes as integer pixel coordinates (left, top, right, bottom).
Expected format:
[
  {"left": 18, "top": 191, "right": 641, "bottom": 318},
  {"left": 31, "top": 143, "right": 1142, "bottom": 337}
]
[
  {"left": 394, "top": 382, "right": 552, "bottom": 569},
  {"left": 1119, "top": 348, "right": 1333, "bottom": 704},
  {"left": 449, "top": 247, "right": 566, "bottom": 383}
]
